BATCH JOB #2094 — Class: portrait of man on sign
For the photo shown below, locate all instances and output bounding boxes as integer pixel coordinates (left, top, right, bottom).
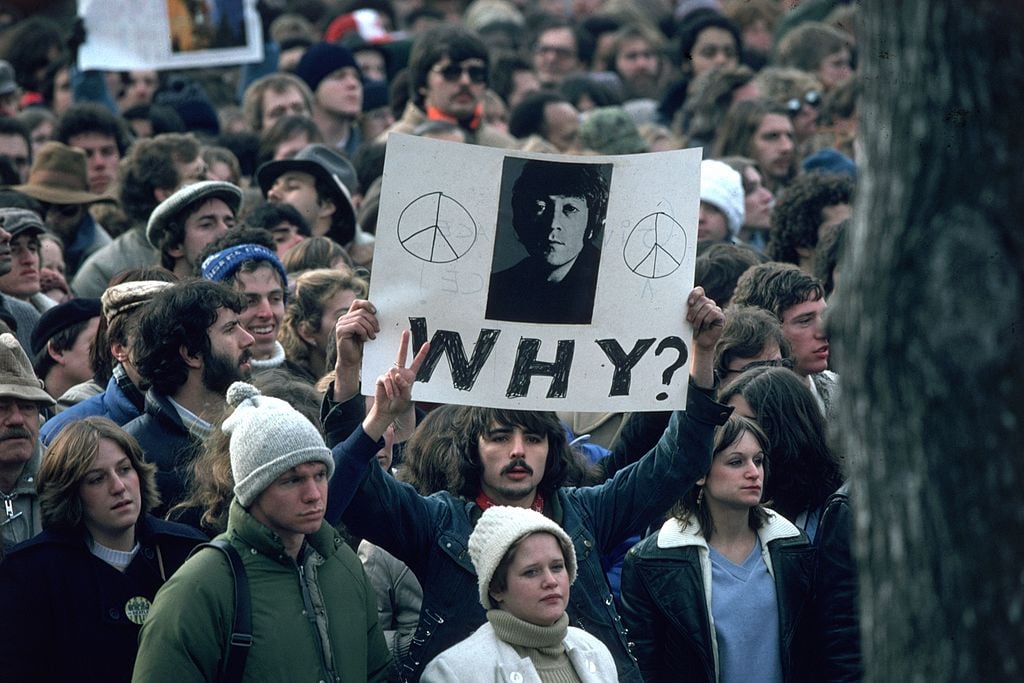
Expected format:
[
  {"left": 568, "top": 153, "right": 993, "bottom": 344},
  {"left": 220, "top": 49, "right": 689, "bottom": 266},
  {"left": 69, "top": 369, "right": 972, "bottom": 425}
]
[{"left": 486, "top": 158, "right": 612, "bottom": 325}]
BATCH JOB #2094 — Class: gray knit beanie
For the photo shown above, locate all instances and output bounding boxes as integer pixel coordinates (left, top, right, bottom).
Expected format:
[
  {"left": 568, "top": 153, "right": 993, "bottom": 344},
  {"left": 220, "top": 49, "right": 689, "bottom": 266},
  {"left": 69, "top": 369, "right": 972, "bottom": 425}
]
[
  {"left": 223, "top": 381, "right": 334, "bottom": 506},
  {"left": 469, "top": 506, "right": 577, "bottom": 610}
]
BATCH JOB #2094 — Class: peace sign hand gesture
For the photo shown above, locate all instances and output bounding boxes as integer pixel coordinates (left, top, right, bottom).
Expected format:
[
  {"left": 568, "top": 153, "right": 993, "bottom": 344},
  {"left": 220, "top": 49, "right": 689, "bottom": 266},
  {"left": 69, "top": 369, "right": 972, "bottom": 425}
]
[{"left": 363, "top": 330, "right": 430, "bottom": 441}]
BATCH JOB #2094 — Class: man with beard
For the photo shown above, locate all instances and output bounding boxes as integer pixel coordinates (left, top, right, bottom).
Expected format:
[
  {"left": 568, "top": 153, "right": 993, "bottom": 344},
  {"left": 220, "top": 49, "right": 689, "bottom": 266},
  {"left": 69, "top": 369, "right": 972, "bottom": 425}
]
[
  {"left": 124, "top": 280, "right": 254, "bottom": 515},
  {"left": 0, "top": 333, "right": 56, "bottom": 554}
]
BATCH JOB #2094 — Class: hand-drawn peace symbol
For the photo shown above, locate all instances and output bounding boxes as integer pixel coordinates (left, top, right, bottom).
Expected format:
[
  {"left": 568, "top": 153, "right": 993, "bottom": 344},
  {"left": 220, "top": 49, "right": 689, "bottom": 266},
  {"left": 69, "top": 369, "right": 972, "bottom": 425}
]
[
  {"left": 622, "top": 212, "right": 687, "bottom": 279},
  {"left": 397, "top": 191, "right": 477, "bottom": 263}
]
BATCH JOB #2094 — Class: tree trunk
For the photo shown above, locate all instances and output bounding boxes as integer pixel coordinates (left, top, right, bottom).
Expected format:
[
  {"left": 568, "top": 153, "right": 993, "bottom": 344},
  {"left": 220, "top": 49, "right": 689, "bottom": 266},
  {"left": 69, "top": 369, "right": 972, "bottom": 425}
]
[{"left": 834, "top": 1, "right": 1024, "bottom": 680}]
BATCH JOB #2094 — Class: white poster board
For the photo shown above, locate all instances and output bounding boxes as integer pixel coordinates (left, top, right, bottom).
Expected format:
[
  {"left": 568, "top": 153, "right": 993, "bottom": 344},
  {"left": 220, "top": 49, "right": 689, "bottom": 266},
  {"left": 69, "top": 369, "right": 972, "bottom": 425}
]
[
  {"left": 78, "top": 0, "right": 263, "bottom": 71},
  {"left": 362, "top": 135, "right": 702, "bottom": 411}
]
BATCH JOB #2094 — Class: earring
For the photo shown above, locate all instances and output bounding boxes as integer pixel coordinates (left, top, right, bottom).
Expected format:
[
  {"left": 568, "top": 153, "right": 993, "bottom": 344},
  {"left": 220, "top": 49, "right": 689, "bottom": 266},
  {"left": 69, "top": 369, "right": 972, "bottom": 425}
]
[{"left": 696, "top": 487, "right": 704, "bottom": 506}]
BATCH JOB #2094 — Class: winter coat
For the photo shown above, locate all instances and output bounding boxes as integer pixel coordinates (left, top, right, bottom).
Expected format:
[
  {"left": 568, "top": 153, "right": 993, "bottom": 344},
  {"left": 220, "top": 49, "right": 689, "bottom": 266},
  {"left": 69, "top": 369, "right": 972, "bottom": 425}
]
[
  {"left": 72, "top": 227, "right": 158, "bottom": 299},
  {"left": 41, "top": 373, "right": 143, "bottom": 447},
  {"left": 0, "top": 448, "right": 41, "bottom": 551},
  {"left": 331, "top": 381, "right": 732, "bottom": 682},
  {"left": 132, "top": 500, "right": 391, "bottom": 682},
  {"left": 619, "top": 512, "right": 816, "bottom": 682},
  {"left": 421, "top": 622, "right": 619, "bottom": 683},
  {"left": 382, "top": 101, "right": 517, "bottom": 149},
  {"left": 123, "top": 390, "right": 201, "bottom": 515},
  {"left": 810, "top": 483, "right": 863, "bottom": 681},
  {"left": 0, "top": 515, "right": 205, "bottom": 682}
]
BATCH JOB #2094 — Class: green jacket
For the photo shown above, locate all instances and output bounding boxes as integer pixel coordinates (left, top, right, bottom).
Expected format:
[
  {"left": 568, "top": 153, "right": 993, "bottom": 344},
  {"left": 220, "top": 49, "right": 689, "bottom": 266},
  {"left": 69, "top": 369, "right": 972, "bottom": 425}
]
[{"left": 132, "top": 500, "right": 390, "bottom": 682}]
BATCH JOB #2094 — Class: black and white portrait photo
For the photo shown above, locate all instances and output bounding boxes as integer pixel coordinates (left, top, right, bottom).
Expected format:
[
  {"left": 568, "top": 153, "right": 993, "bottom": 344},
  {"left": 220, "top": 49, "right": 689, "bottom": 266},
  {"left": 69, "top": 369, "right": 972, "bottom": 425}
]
[{"left": 486, "top": 158, "right": 613, "bottom": 325}]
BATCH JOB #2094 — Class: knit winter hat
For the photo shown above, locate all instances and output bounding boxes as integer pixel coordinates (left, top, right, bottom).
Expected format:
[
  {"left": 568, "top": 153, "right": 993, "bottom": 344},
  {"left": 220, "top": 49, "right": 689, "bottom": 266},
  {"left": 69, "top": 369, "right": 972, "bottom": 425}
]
[
  {"left": 578, "top": 106, "right": 650, "bottom": 155},
  {"left": 469, "top": 506, "right": 577, "bottom": 610},
  {"left": 294, "top": 43, "right": 363, "bottom": 93},
  {"left": 223, "top": 382, "right": 334, "bottom": 507},
  {"left": 700, "top": 159, "right": 745, "bottom": 237}
]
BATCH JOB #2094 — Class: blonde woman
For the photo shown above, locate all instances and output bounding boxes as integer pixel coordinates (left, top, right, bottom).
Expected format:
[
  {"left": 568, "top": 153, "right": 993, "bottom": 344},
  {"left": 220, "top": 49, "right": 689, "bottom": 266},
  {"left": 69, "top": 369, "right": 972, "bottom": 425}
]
[{"left": 280, "top": 267, "right": 368, "bottom": 381}]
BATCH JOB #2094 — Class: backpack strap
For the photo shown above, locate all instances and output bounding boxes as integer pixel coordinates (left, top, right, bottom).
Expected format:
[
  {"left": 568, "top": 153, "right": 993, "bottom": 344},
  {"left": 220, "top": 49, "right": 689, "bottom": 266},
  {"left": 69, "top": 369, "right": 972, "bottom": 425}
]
[{"left": 190, "top": 539, "right": 252, "bottom": 683}]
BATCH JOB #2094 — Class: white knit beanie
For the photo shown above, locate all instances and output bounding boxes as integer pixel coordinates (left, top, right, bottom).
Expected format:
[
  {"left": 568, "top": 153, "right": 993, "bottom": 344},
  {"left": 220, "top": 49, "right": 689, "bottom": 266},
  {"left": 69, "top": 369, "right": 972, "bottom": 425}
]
[
  {"left": 469, "top": 506, "right": 577, "bottom": 610},
  {"left": 700, "top": 159, "right": 746, "bottom": 238},
  {"left": 223, "top": 382, "right": 334, "bottom": 506}
]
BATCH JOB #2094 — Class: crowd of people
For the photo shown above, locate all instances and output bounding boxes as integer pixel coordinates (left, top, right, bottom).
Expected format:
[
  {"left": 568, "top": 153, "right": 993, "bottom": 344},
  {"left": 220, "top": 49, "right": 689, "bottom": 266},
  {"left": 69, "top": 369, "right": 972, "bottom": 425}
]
[{"left": 0, "top": 0, "right": 861, "bottom": 681}]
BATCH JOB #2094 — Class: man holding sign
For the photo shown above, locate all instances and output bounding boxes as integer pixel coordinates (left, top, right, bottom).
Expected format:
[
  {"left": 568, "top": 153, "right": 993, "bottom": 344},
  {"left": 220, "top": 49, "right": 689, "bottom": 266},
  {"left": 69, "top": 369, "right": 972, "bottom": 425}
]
[{"left": 325, "top": 289, "right": 731, "bottom": 682}]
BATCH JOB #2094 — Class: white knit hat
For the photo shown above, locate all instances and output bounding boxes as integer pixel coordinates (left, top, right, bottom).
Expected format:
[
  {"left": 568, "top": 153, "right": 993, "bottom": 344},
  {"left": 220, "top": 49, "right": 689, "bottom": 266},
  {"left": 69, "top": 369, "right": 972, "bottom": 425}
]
[
  {"left": 223, "top": 382, "right": 334, "bottom": 506},
  {"left": 468, "top": 506, "right": 577, "bottom": 610},
  {"left": 700, "top": 159, "right": 746, "bottom": 238}
]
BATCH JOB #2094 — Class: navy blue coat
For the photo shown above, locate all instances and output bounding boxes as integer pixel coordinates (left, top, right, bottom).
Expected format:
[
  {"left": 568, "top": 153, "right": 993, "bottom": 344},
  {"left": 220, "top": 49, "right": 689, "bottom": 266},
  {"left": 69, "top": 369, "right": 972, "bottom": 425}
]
[
  {"left": 124, "top": 391, "right": 200, "bottom": 516},
  {"left": 0, "top": 515, "right": 205, "bottom": 682}
]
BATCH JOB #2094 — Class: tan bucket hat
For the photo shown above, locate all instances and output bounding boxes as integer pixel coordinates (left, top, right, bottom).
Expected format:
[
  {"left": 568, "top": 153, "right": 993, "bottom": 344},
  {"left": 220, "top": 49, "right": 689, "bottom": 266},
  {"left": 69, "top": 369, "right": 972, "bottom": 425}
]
[
  {"left": 11, "top": 141, "right": 117, "bottom": 206},
  {"left": 0, "top": 333, "right": 54, "bottom": 405}
]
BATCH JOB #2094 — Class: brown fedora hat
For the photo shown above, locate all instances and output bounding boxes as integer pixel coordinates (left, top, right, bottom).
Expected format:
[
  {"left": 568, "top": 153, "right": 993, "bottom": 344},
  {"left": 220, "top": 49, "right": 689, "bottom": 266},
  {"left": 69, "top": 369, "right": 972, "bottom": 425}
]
[{"left": 10, "top": 141, "right": 116, "bottom": 206}]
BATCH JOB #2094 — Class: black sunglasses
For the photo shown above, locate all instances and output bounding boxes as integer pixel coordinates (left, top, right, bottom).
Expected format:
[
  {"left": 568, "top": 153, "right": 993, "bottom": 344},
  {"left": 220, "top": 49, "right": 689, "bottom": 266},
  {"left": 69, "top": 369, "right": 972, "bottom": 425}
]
[
  {"left": 39, "top": 202, "right": 81, "bottom": 218},
  {"left": 786, "top": 90, "right": 822, "bottom": 115},
  {"left": 433, "top": 63, "right": 488, "bottom": 84},
  {"left": 716, "top": 357, "right": 795, "bottom": 382}
]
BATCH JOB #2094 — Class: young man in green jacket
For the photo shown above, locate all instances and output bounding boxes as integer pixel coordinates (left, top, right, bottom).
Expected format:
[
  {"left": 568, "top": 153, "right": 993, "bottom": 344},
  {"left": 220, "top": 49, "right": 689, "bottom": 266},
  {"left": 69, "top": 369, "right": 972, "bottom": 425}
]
[{"left": 132, "top": 381, "right": 391, "bottom": 682}]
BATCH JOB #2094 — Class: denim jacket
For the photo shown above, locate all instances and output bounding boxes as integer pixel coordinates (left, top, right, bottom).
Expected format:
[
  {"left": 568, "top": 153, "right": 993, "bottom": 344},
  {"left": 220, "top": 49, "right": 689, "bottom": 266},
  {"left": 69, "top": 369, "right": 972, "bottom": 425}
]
[{"left": 330, "top": 381, "right": 731, "bottom": 682}]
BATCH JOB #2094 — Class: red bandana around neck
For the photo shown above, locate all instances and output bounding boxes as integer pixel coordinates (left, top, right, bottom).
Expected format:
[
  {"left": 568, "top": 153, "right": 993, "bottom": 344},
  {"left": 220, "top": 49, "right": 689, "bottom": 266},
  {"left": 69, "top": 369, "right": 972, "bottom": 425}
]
[
  {"left": 476, "top": 490, "right": 545, "bottom": 513},
  {"left": 426, "top": 103, "right": 483, "bottom": 132}
]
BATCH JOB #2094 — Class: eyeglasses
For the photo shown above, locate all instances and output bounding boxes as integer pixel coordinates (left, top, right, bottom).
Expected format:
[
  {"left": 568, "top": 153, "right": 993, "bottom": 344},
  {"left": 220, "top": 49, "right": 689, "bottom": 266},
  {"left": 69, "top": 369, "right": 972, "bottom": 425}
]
[
  {"left": 786, "top": 90, "right": 822, "bottom": 115},
  {"left": 716, "top": 357, "right": 795, "bottom": 382},
  {"left": 432, "top": 63, "right": 488, "bottom": 84},
  {"left": 39, "top": 202, "right": 81, "bottom": 219}
]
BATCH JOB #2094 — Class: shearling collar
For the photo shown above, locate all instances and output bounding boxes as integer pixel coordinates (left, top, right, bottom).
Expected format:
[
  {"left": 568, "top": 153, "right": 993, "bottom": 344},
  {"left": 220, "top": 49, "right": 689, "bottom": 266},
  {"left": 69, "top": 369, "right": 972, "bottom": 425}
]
[{"left": 655, "top": 509, "right": 802, "bottom": 549}]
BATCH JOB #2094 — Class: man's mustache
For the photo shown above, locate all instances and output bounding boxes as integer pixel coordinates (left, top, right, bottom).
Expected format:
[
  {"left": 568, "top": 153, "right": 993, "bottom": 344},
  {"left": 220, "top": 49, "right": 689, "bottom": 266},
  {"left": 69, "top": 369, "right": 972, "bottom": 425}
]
[
  {"left": 0, "top": 427, "right": 33, "bottom": 441},
  {"left": 501, "top": 458, "right": 534, "bottom": 476}
]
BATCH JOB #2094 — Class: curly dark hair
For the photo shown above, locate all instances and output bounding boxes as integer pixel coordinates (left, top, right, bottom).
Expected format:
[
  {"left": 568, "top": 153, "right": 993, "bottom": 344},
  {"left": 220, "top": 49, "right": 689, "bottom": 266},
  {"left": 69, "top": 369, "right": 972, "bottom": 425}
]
[
  {"left": 120, "top": 133, "right": 202, "bottom": 225},
  {"left": 694, "top": 242, "right": 767, "bottom": 307},
  {"left": 132, "top": 279, "right": 245, "bottom": 395},
  {"left": 449, "top": 406, "right": 575, "bottom": 501},
  {"left": 813, "top": 218, "right": 848, "bottom": 297},
  {"left": 731, "top": 261, "right": 824, "bottom": 321},
  {"left": 766, "top": 171, "right": 853, "bottom": 265},
  {"left": 54, "top": 103, "right": 132, "bottom": 156},
  {"left": 718, "top": 366, "right": 843, "bottom": 519}
]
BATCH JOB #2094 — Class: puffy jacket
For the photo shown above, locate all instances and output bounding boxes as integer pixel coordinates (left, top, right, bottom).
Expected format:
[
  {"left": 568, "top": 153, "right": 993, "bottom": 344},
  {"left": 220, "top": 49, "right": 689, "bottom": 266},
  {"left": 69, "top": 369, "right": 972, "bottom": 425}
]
[
  {"left": 123, "top": 390, "right": 200, "bottom": 515},
  {"left": 132, "top": 500, "right": 391, "bottom": 682},
  {"left": 41, "top": 372, "right": 144, "bottom": 447},
  {"left": 619, "top": 512, "right": 816, "bottom": 682},
  {"left": 332, "top": 381, "right": 732, "bottom": 682},
  {"left": 0, "top": 515, "right": 205, "bottom": 682}
]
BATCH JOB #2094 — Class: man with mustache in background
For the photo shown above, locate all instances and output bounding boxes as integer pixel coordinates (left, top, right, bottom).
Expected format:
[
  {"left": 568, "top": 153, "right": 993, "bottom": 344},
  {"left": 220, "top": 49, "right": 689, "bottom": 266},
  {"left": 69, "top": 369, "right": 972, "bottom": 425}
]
[
  {"left": 124, "top": 279, "right": 254, "bottom": 515},
  {"left": 380, "top": 24, "right": 515, "bottom": 148},
  {"left": 0, "top": 333, "right": 55, "bottom": 554}
]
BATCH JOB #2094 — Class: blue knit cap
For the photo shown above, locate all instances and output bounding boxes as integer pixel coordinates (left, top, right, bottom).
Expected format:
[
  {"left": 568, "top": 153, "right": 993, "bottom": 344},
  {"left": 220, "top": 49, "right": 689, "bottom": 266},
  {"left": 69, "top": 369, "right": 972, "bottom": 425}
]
[{"left": 201, "top": 244, "right": 289, "bottom": 292}]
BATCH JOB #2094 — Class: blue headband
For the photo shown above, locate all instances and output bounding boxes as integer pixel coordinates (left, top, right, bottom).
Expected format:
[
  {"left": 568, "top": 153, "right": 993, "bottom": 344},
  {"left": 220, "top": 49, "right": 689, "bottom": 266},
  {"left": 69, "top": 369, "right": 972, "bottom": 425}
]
[{"left": 201, "top": 244, "right": 289, "bottom": 291}]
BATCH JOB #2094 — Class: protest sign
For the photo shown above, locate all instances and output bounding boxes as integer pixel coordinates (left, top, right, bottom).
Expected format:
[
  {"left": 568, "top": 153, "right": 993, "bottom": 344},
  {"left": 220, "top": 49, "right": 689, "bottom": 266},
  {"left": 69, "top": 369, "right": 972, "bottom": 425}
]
[
  {"left": 78, "top": 0, "right": 262, "bottom": 71},
  {"left": 362, "top": 134, "right": 702, "bottom": 411}
]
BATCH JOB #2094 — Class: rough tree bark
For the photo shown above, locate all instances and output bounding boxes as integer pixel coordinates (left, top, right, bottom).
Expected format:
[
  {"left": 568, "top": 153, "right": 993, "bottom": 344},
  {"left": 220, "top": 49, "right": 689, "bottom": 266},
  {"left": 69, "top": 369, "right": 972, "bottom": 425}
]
[{"left": 834, "top": 1, "right": 1024, "bottom": 680}]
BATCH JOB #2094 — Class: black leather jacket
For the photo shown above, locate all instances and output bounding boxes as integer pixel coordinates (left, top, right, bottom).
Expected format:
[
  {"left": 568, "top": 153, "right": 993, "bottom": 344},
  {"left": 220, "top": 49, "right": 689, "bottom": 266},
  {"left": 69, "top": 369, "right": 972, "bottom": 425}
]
[
  {"left": 811, "top": 483, "right": 863, "bottom": 681},
  {"left": 619, "top": 514, "right": 817, "bottom": 682}
]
